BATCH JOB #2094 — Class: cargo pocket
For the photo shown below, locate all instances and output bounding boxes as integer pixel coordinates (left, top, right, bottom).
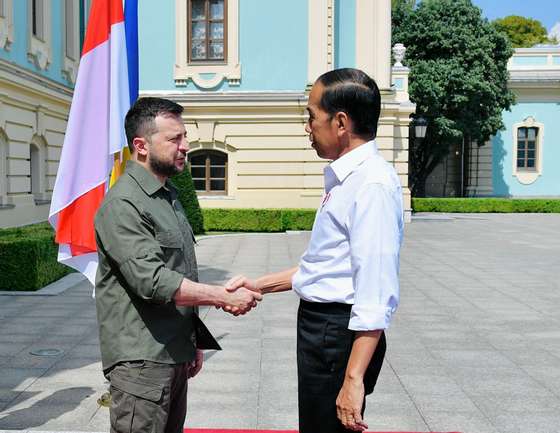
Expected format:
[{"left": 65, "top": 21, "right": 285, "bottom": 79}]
[{"left": 110, "top": 374, "right": 165, "bottom": 433}]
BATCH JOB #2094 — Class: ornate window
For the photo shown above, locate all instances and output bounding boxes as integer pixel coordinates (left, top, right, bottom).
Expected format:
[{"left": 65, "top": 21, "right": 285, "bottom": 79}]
[
  {"left": 516, "top": 127, "right": 538, "bottom": 171},
  {"left": 0, "top": 0, "right": 14, "bottom": 51},
  {"left": 512, "top": 117, "right": 543, "bottom": 185},
  {"left": 27, "top": 0, "right": 51, "bottom": 70},
  {"left": 175, "top": 0, "right": 240, "bottom": 88},
  {"left": 188, "top": 150, "right": 227, "bottom": 194},
  {"left": 62, "top": 0, "right": 80, "bottom": 84},
  {"left": 189, "top": 0, "right": 226, "bottom": 62}
]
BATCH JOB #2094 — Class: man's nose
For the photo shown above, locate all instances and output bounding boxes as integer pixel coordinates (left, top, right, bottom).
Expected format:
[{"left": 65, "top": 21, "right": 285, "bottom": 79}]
[
  {"left": 179, "top": 137, "right": 189, "bottom": 153},
  {"left": 304, "top": 122, "right": 311, "bottom": 134}
]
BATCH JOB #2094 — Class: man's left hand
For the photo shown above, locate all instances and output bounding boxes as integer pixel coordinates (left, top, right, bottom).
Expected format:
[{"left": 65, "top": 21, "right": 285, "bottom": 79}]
[
  {"left": 187, "top": 349, "right": 204, "bottom": 378},
  {"left": 336, "top": 377, "right": 368, "bottom": 432}
]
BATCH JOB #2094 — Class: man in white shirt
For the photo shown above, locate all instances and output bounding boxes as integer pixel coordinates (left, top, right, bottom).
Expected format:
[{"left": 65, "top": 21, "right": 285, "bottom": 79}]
[{"left": 226, "top": 68, "right": 404, "bottom": 433}]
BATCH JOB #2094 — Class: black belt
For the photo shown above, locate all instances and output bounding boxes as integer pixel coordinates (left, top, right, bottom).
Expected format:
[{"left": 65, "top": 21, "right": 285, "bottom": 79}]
[{"left": 299, "top": 299, "right": 352, "bottom": 315}]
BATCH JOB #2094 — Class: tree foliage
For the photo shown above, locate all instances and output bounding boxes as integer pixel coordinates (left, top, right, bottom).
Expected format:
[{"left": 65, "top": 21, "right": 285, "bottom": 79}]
[
  {"left": 493, "top": 15, "right": 554, "bottom": 48},
  {"left": 393, "top": 0, "right": 515, "bottom": 196}
]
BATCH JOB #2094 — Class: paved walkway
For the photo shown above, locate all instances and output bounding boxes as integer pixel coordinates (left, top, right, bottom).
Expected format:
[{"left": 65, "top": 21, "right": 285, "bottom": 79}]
[{"left": 1, "top": 214, "right": 559, "bottom": 433}]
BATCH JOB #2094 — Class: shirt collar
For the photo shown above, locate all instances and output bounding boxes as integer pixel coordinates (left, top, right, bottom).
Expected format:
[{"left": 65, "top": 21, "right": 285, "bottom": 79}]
[
  {"left": 324, "top": 140, "right": 378, "bottom": 191},
  {"left": 126, "top": 160, "right": 168, "bottom": 196}
]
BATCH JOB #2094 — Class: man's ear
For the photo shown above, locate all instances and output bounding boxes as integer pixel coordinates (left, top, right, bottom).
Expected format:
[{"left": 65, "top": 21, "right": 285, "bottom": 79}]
[
  {"left": 334, "top": 111, "right": 350, "bottom": 136},
  {"left": 133, "top": 137, "right": 148, "bottom": 156}
]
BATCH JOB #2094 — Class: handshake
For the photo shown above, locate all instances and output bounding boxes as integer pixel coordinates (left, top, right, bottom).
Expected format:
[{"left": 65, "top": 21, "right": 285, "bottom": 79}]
[
  {"left": 174, "top": 275, "right": 261, "bottom": 316},
  {"left": 219, "top": 275, "right": 260, "bottom": 316}
]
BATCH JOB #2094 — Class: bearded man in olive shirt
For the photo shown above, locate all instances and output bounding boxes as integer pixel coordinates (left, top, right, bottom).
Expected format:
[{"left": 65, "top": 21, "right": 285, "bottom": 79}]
[{"left": 94, "top": 97, "right": 262, "bottom": 433}]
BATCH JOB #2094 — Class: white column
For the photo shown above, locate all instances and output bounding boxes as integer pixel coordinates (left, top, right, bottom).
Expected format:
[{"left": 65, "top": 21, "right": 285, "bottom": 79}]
[
  {"left": 307, "top": 0, "right": 330, "bottom": 87},
  {"left": 355, "top": 0, "right": 392, "bottom": 89}
]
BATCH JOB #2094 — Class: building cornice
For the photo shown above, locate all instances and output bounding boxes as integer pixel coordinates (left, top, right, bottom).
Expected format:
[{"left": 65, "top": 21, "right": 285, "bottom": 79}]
[{"left": 0, "top": 58, "right": 73, "bottom": 104}]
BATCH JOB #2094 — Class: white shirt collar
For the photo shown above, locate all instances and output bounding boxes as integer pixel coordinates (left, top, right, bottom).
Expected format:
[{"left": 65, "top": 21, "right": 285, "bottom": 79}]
[{"left": 324, "top": 140, "right": 378, "bottom": 191}]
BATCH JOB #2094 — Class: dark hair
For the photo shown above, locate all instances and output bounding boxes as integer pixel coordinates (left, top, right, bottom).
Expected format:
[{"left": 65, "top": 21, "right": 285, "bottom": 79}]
[
  {"left": 124, "top": 97, "right": 184, "bottom": 151},
  {"left": 316, "top": 68, "right": 381, "bottom": 139}
]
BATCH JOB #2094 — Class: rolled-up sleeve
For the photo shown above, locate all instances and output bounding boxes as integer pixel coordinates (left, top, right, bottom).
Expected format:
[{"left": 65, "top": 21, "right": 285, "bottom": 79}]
[
  {"left": 347, "top": 183, "right": 403, "bottom": 331},
  {"left": 95, "top": 198, "right": 183, "bottom": 304}
]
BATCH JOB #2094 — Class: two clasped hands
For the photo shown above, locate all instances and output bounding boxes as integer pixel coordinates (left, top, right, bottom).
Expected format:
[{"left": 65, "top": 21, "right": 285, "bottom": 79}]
[{"left": 218, "top": 274, "right": 261, "bottom": 316}]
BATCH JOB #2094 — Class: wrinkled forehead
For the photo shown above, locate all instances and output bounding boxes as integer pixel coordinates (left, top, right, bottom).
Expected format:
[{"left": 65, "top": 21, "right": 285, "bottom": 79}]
[{"left": 153, "top": 113, "right": 185, "bottom": 134}]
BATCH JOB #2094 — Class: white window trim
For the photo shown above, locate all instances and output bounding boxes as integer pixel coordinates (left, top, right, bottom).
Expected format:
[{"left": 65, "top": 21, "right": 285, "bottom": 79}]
[
  {"left": 62, "top": 0, "right": 80, "bottom": 85},
  {"left": 512, "top": 116, "right": 544, "bottom": 185},
  {"left": 27, "top": 0, "right": 51, "bottom": 71},
  {"left": 0, "top": 0, "right": 14, "bottom": 51},
  {"left": 174, "top": 0, "right": 241, "bottom": 89}
]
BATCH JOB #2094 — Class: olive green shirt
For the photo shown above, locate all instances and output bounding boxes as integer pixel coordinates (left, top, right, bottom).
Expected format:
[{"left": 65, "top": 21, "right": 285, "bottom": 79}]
[{"left": 94, "top": 160, "right": 198, "bottom": 373}]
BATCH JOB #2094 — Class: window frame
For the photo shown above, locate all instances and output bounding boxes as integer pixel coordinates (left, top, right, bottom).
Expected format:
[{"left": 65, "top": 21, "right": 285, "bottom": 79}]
[
  {"left": 27, "top": 0, "right": 51, "bottom": 70},
  {"left": 512, "top": 117, "right": 544, "bottom": 185},
  {"left": 516, "top": 127, "right": 538, "bottom": 172},
  {"left": 187, "top": 0, "right": 228, "bottom": 64},
  {"left": 175, "top": 0, "right": 240, "bottom": 88},
  {"left": 189, "top": 150, "right": 228, "bottom": 196}
]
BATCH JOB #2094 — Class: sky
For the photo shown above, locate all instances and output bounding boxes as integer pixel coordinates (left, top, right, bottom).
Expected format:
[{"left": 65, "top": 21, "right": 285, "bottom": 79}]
[{"left": 471, "top": 0, "right": 559, "bottom": 32}]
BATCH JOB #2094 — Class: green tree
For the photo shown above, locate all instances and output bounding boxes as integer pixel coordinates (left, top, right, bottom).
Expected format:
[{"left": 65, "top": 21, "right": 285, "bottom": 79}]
[
  {"left": 393, "top": 0, "right": 515, "bottom": 197},
  {"left": 392, "top": 0, "right": 416, "bottom": 40},
  {"left": 493, "top": 15, "right": 553, "bottom": 48},
  {"left": 391, "top": 0, "right": 415, "bottom": 10},
  {"left": 171, "top": 166, "right": 204, "bottom": 234}
]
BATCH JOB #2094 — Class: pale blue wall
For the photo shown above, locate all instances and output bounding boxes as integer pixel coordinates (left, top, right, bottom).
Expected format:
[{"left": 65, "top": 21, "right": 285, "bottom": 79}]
[
  {"left": 0, "top": 0, "right": 70, "bottom": 86},
  {"left": 511, "top": 56, "right": 548, "bottom": 66},
  {"left": 334, "top": 0, "right": 355, "bottom": 69},
  {"left": 139, "top": 0, "right": 308, "bottom": 92},
  {"left": 493, "top": 102, "right": 560, "bottom": 196}
]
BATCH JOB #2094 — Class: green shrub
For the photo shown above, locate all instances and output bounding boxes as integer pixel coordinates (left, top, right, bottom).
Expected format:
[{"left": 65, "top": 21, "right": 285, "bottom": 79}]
[
  {"left": 171, "top": 168, "right": 204, "bottom": 234},
  {"left": 0, "top": 224, "right": 72, "bottom": 291},
  {"left": 281, "top": 209, "right": 317, "bottom": 230},
  {"left": 203, "top": 208, "right": 283, "bottom": 232},
  {"left": 412, "top": 198, "right": 560, "bottom": 213},
  {"left": 202, "top": 208, "right": 317, "bottom": 232}
]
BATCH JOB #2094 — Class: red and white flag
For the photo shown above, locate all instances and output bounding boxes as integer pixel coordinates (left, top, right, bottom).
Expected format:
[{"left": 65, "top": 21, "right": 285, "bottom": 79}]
[{"left": 49, "top": 0, "right": 133, "bottom": 285}]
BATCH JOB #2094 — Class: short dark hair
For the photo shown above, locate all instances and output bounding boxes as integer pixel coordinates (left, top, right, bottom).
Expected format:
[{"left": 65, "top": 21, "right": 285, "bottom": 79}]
[
  {"left": 316, "top": 68, "right": 381, "bottom": 139},
  {"left": 124, "top": 97, "right": 184, "bottom": 151}
]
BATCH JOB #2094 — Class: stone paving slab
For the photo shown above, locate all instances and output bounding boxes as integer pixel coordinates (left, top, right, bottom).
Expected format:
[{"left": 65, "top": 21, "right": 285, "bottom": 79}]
[{"left": 0, "top": 214, "right": 559, "bottom": 433}]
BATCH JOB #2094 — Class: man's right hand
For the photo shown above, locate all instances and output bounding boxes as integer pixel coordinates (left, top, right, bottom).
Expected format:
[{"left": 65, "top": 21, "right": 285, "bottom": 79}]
[{"left": 221, "top": 286, "right": 262, "bottom": 316}]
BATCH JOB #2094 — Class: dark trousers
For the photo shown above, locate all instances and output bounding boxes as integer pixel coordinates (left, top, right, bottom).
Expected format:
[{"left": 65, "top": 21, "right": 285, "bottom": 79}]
[
  {"left": 297, "top": 300, "right": 386, "bottom": 433},
  {"left": 108, "top": 360, "right": 188, "bottom": 433}
]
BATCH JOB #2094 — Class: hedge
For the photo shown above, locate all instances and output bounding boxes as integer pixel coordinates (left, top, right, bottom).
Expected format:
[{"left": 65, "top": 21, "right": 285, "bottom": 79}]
[
  {"left": 171, "top": 168, "right": 204, "bottom": 234},
  {"left": 0, "top": 223, "right": 72, "bottom": 291},
  {"left": 202, "top": 208, "right": 316, "bottom": 232},
  {"left": 412, "top": 198, "right": 560, "bottom": 213}
]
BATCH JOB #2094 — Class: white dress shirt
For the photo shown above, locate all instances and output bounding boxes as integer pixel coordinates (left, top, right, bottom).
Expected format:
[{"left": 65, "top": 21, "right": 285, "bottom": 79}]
[{"left": 292, "top": 140, "right": 404, "bottom": 331}]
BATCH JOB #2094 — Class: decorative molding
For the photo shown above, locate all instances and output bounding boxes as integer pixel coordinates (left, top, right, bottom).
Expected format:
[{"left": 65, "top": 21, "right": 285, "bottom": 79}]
[
  {"left": 174, "top": 0, "right": 241, "bottom": 89},
  {"left": 0, "top": 0, "right": 14, "bottom": 51},
  {"left": 512, "top": 116, "right": 544, "bottom": 185},
  {"left": 0, "top": 59, "right": 73, "bottom": 109},
  {"left": 27, "top": 0, "right": 52, "bottom": 71}
]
